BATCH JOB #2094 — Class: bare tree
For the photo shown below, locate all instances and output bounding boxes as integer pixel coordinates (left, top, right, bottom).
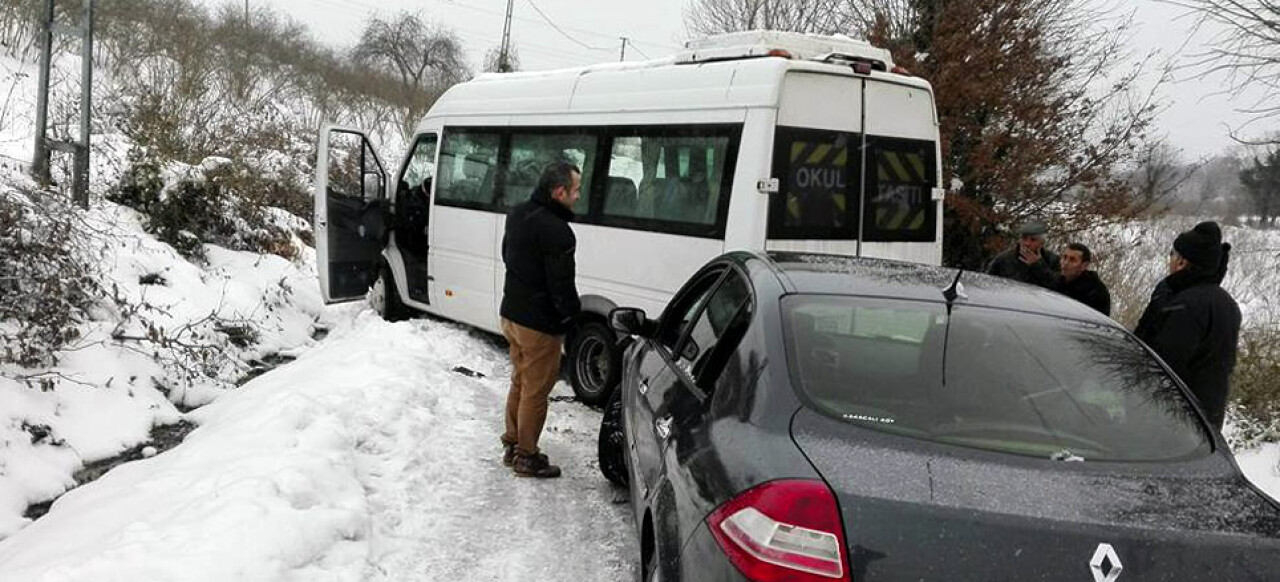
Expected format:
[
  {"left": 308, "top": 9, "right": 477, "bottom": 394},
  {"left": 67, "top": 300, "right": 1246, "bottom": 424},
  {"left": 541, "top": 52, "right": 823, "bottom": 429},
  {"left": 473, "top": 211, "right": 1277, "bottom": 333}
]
[
  {"left": 1240, "top": 145, "right": 1280, "bottom": 227},
  {"left": 1167, "top": 0, "right": 1280, "bottom": 136},
  {"left": 353, "top": 11, "right": 469, "bottom": 93},
  {"left": 483, "top": 44, "right": 521, "bottom": 73},
  {"left": 1130, "top": 142, "right": 1198, "bottom": 211},
  {"left": 353, "top": 11, "right": 470, "bottom": 136},
  {"left": 684, "top": 0, "right": 853, "bottom": 36}
]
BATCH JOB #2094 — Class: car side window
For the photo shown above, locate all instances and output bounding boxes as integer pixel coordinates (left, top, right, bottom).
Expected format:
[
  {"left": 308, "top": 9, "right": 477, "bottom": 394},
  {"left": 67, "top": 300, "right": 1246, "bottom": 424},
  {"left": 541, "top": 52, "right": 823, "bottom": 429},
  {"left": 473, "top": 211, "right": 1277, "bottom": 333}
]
[
  {"left": 658, "top": 269, "right": 726, "bottom": 352},
  {"left": 675, "top": 272, "right": 752, "bottom": 390}
]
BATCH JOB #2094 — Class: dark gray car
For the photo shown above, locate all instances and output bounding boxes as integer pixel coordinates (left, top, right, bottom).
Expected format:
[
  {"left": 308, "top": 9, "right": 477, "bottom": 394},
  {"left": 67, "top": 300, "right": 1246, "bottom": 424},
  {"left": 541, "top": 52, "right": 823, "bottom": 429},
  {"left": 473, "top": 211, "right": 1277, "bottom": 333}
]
[{"left": 598, "top": 251, "right": 1280, "bottom": 582}]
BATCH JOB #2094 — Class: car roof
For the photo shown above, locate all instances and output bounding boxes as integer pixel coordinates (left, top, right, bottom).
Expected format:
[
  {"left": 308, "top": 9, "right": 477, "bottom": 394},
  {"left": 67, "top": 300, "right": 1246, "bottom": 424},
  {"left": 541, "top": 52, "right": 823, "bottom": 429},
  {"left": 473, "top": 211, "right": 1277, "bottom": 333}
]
[{"left": 759, "top": 251, "right": 1114, "bottom": 324}]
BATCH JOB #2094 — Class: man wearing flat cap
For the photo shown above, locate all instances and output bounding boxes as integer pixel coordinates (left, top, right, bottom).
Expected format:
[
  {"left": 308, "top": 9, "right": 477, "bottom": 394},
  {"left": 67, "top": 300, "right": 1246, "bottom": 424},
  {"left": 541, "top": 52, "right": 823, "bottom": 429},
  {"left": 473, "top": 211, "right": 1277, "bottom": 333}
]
[
  {"left": 1135, "top": 221, "right": 1241, "bottom": 430},
  {"left": 986, "top": 220, "right": 1060, "bottom": 288}
]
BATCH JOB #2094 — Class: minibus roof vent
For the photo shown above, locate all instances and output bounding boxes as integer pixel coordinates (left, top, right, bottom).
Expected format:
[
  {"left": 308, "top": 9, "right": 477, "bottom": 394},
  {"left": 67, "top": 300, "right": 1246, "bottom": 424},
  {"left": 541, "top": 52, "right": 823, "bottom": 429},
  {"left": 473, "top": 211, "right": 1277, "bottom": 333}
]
[{"left": 676, "top": 30, "right": 895, "bottom": 69}]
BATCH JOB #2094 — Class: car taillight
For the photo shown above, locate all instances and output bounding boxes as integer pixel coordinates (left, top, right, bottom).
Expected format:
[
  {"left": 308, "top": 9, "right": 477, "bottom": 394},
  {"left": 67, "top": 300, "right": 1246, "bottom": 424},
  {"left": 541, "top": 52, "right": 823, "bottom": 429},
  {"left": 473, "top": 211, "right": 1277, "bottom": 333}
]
[{"left": 708, "top": 479, "right": 850, "bottom": 581}]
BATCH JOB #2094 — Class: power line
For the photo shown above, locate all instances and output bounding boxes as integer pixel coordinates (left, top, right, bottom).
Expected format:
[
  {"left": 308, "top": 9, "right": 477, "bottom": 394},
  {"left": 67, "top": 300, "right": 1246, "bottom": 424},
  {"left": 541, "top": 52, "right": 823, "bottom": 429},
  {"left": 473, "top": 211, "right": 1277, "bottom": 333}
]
[
  {"left": 251, "top": 0, "right": 641, "bottom": 69},
  {"left": 522, "top": 0, "right": 611, "bottom": 52},
  {"left": 438, "top": 0, "right": 682, "bottom": 51},
  {"left": 629, "top": 43, "right": 652, "bottom": 60},
  {"left": 291, "top": 0, "right": 590, "bottom": 67},
  {"left": 444, "top": 20, "right": 610, "bottom": 65},
  {"left": 300, "top": 0, "right": 683, "bottom": 61}
]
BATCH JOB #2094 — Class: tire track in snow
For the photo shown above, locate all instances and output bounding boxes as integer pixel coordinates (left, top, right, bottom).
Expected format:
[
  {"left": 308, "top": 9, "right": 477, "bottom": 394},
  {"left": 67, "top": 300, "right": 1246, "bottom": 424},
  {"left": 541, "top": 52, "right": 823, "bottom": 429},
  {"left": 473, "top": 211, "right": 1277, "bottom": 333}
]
[{"left": 359, "top": 319, "right": 637, "bottom": 581}]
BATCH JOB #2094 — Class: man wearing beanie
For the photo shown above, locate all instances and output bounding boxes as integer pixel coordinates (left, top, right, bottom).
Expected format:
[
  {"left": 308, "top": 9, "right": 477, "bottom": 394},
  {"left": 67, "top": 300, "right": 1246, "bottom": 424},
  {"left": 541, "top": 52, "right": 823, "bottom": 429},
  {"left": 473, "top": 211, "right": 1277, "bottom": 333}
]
[
  {"left": 1135, "top": 221, "right": 1241, "bottom": 429},
  {"left": 986, "top": 220, "right": 1060, "bottom": 288}
]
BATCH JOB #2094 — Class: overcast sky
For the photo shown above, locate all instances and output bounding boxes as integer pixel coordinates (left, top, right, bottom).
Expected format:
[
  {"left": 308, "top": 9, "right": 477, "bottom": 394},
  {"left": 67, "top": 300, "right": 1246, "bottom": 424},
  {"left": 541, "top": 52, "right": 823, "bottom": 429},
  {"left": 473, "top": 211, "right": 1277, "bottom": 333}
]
[{"left": 223, "top": 0, "right": 1272, "bottom": 160}]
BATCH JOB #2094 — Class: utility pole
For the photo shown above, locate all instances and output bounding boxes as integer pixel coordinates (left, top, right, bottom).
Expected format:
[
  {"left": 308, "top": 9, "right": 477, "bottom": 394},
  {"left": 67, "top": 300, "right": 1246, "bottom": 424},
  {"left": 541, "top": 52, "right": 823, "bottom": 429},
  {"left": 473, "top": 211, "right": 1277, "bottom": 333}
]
[
  {"left": 498, "top": 0, "right": 514, "bottom": 72},
  {"left": 244, "top": 0, "right": 249, "bottom": 22},
  {"left": 32, "top": 0, "right": 95, "bottom": 208},
  {"left": 619, "top": 37, "right": 628, "bottom": 62},
  {"left": 31, "top": 0, "right": 55, "bottom": 186}
]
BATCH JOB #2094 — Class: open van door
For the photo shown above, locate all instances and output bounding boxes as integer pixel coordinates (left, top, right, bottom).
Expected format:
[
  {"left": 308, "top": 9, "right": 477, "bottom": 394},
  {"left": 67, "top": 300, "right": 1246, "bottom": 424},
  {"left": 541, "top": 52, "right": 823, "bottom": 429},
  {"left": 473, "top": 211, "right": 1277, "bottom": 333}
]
[{"left": 315, "top": 125, "right": 388, "bottom": 304}]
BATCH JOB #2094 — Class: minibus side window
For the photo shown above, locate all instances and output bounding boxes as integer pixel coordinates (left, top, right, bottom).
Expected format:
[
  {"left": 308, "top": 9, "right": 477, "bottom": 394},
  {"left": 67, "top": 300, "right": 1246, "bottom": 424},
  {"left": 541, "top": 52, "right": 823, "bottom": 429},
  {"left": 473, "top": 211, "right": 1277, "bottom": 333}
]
[
  {"left": 603, "top": 131, "right": 731, "bottom": 227},
  {"left": 398, "top": 136, "right": 437, "bottom": 196},
  {"left": 502, "top": 132, "right": 598, "bottom": 212},
  {"left": 436, "top": 130, "right": 501, "bottom": 208}
]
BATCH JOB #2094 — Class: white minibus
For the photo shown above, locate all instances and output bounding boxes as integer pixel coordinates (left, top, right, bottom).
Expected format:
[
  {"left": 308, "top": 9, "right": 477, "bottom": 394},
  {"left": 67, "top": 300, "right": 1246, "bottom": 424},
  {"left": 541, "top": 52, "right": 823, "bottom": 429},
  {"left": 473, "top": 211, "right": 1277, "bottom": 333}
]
[{"left": 314, "top": 30, "right": 944, "bottom": 404}]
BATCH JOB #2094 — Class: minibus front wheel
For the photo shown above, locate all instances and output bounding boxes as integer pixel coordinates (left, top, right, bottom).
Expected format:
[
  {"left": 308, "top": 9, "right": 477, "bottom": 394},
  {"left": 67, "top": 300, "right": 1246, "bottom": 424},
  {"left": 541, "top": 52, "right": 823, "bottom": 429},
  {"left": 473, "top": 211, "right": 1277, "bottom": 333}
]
[
  {"left": 373, "top": 261, "right": 411, "bottom": 322},
  {"left": 568, "top": 320, "right": 620, "bottom": 406}
]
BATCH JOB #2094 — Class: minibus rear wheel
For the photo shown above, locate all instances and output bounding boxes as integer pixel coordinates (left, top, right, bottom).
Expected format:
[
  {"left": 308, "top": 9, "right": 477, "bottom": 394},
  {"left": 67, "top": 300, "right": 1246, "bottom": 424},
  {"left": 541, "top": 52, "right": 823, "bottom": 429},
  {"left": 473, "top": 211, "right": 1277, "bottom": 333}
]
[{"left": 568, "top": 320, "right": 620, "bottom": 406}]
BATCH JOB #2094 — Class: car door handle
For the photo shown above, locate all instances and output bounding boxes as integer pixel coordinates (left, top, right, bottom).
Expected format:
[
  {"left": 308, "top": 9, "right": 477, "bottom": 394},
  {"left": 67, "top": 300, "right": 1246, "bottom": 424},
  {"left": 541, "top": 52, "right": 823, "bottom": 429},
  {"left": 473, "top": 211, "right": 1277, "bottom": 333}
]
[
  {"left": 638, "top": 379, "right": 649, "bottom": 396},
  {"left": 655, "top": 416, "right": 672, "bottom": 440}
]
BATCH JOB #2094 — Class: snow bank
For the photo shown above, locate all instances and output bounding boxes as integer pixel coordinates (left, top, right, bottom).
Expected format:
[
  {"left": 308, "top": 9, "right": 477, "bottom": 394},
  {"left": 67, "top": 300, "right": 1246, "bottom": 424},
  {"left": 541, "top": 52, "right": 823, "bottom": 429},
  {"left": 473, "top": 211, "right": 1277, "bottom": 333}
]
[
  {"left": 1237, "top": 443, "right": 1280, "bottom": 504},
  {"left": 0, "top": 309, "right": 636, "bottom": 581},
  {"left": 0, "top": 185, "right": 324, "bottom": 539}
]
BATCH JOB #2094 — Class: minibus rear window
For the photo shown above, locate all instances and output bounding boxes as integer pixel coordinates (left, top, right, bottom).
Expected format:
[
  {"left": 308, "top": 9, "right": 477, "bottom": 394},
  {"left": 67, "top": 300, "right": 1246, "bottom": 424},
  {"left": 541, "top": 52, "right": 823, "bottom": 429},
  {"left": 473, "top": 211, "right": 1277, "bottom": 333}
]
[
  {"left": 863, "top": 137, "right": 937, "bottom": 243},
  {"left": 768, "top": 127, "right": 861, "bottom": 240}
]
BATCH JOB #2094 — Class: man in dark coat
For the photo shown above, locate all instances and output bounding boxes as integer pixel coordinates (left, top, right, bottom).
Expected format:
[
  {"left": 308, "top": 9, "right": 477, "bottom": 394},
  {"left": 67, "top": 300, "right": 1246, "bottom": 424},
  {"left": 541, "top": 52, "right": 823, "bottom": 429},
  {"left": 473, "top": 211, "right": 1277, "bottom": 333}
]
[
  {"left": 1053, "top": 242, "right": 1111, "bottom": 316},
  {"left": 498, "top": 161, "right": 582, "bottom": 478},
  {"left": 1135, "top": 221, "right": 1241, "bottom": 430},
  {"left": 986, "top": 220, "right": 1060, "bottom": 288}
]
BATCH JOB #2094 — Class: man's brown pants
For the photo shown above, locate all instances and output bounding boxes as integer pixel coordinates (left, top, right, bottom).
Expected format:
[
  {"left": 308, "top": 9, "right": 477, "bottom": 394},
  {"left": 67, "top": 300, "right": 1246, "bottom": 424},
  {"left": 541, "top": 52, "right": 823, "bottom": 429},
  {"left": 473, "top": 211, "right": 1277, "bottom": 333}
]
[{"left": 500, "top": 318, "right": 563, "bottom": 456}]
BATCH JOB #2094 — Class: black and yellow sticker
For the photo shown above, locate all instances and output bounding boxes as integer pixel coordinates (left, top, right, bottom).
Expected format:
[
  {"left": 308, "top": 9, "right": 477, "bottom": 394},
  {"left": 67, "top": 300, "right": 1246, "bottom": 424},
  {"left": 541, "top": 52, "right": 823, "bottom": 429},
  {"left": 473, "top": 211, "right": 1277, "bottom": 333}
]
[
  {"left": 873, "top": 150, "right": 929, "bottom": 231},
  {"left": 786, "top": 140, "right": 850, "bottom": 222}
]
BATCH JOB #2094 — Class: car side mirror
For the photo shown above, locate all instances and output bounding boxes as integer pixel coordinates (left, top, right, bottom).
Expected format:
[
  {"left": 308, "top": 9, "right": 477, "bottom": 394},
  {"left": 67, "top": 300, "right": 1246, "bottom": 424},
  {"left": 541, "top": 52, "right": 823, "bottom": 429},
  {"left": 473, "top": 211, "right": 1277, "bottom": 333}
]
[{"left": 610, "top": 307, "right": 654, "bottom": 338}]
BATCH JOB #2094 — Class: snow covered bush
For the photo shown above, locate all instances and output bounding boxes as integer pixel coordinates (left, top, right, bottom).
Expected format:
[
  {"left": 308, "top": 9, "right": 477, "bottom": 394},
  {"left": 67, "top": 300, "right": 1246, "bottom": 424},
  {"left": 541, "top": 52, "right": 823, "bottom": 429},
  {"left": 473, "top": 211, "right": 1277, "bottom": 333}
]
[
  {"left": 0, "top": 183, "right": 105, "bottom": 369},
  {"left": 107, "top": 149, "right": 302, "bottom": 263},
  {"left": 1230, "top": 322, "right": 1280, "bottom": 444},
  {"left": 105, "top": 146, "right": 164, "bottom": 213}
]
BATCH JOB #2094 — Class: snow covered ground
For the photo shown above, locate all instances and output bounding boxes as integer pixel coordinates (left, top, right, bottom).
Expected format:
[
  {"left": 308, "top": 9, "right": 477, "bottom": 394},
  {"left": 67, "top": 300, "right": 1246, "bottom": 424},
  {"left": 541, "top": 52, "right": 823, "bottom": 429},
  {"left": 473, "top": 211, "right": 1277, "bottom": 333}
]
[
  {"left": 0, "top": 306, "right": 636, "bottom": 581},
  {"left": 1236, "top": 444, "right": 1280, "bottom": 502}
]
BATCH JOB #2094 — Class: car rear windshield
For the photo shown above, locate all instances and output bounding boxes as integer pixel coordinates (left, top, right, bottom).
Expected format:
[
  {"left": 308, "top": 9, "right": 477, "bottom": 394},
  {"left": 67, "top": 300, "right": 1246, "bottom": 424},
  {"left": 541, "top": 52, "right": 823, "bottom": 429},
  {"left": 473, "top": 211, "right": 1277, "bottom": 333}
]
[{"left": 783, "top": 296, "right": 1212, "bottom": 462}]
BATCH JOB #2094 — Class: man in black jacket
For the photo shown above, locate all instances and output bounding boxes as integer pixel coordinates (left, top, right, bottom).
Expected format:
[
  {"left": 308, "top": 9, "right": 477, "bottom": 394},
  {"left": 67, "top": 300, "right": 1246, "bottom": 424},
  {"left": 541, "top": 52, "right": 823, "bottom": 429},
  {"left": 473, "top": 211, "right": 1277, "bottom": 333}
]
[
  {"left": 498, "top": 161, "right": 582, "bottom": 478},
  {"left": 986, "top": 221, "right": 1060, "bottom": 288},
  {"left": 1135, "top": 221, "right": 1241, "bottom": 430},
  {"left": 1053, "top": 242, "right": 1111, "bottom": 316}
]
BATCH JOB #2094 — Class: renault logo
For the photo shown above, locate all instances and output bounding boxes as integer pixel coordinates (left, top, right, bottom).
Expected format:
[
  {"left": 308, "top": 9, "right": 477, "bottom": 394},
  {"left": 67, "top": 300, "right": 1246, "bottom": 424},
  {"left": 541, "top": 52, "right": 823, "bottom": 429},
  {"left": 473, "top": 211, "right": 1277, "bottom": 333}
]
[{"left": 1090, "top": 543, "right": 1123, "bottom": 582}]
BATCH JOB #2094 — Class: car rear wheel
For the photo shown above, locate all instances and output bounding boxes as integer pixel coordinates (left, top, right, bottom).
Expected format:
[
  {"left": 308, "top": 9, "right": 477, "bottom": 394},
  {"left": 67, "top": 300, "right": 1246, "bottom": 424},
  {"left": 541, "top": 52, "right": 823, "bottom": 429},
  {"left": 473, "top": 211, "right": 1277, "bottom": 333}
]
[
  {"left": 568, "top": 321, "right": 619, "bottom": 406},
  {"left": 597, "top": 384, "right": 628, "bottom": 487}
]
